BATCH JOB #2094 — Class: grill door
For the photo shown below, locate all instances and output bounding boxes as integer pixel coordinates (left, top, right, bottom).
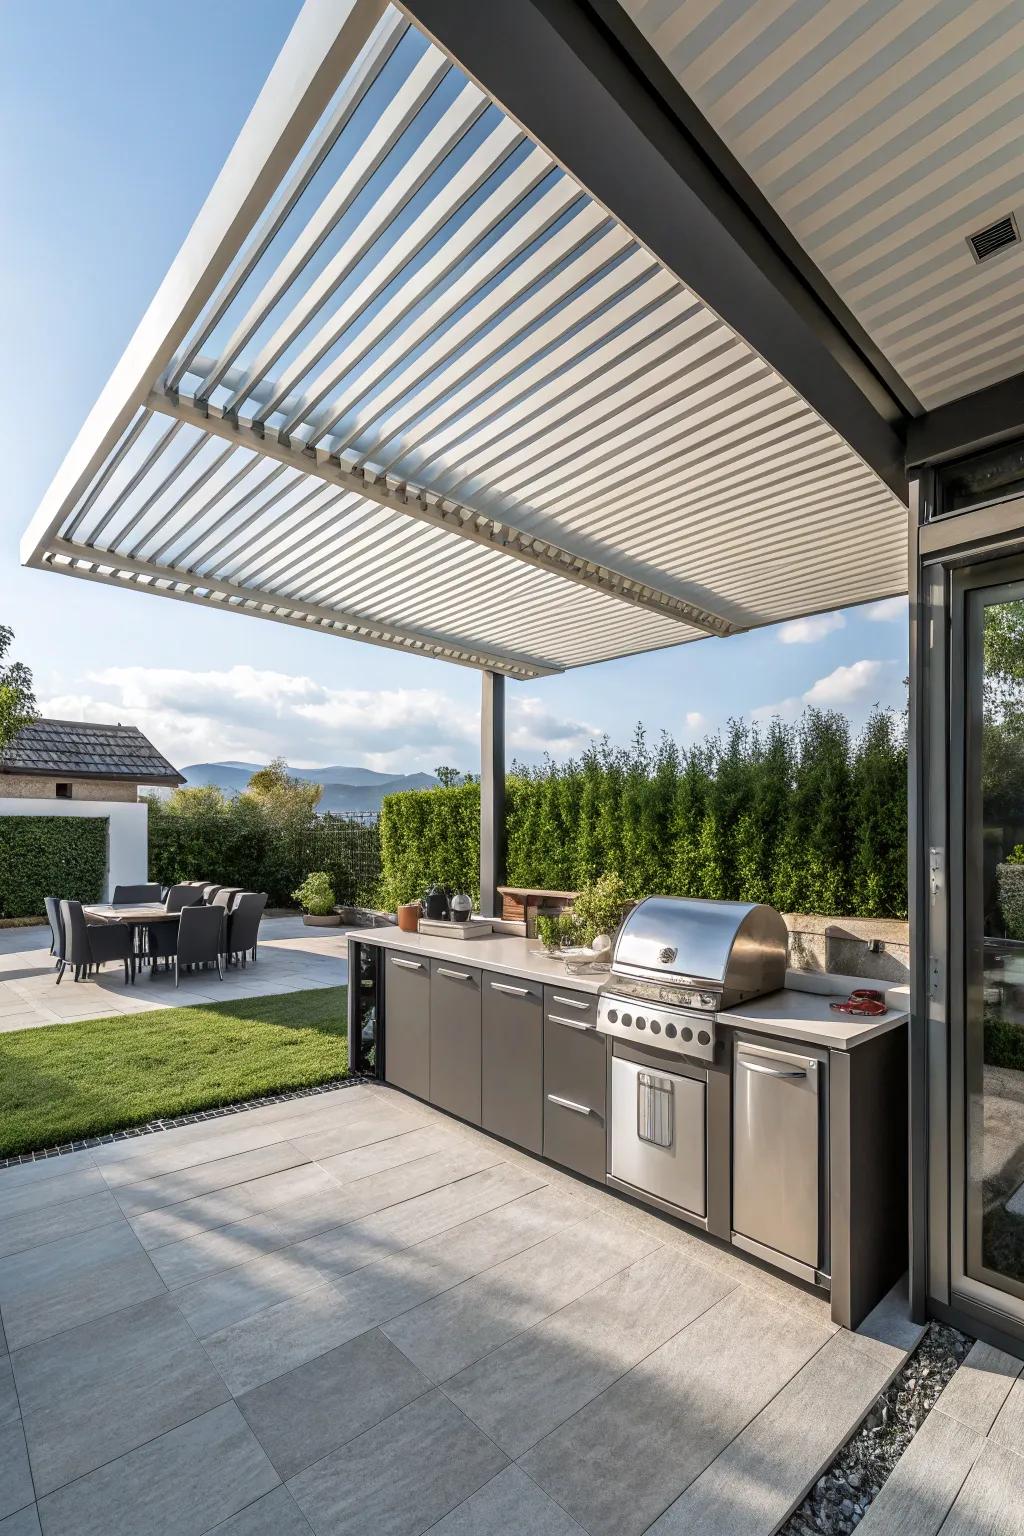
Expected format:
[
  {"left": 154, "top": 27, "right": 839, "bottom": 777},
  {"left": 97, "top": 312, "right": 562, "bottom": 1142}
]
[{"left": 610, "top": 1056, "right": 706, "bottom": 1217}]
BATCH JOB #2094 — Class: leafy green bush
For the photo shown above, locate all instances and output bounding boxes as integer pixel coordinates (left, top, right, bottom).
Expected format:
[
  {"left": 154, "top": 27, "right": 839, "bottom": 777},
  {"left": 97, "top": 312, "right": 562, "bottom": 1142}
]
[
  {"left": 0, "top": 816, "right": 107, "bottom": 917},
  {"left": 292, "top": 871, "right": 336, "bottom": 916},
  {"left": 378, "top": 707, "right": 909, "bottom": 920}
]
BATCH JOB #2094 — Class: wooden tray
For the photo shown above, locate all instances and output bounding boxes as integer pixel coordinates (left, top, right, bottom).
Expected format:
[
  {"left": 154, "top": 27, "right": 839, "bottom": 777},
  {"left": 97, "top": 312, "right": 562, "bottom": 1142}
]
[{"left": 418, "top": 917, "right": 493, "bottom": 940}]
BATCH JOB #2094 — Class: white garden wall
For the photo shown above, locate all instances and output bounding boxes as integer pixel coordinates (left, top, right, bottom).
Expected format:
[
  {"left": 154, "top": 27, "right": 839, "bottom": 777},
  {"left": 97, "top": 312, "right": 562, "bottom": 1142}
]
[{"left": 0, "top": 798, "right": 147, "bottom": 901}]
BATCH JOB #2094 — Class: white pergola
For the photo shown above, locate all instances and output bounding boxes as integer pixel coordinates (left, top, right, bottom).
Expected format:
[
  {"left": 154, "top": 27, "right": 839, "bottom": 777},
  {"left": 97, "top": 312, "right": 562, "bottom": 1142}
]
[{"left": 22, "top": 0, "right": 907, "bottom": 685}]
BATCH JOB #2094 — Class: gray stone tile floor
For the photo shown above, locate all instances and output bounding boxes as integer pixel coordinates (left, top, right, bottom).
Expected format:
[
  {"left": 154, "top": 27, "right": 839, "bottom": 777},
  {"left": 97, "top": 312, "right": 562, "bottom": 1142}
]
[
  {"left": 0, "top": 1077, "right": 926, "bottom": 1535},
  {"left": 0, "top": 917, "right": 347, "bottom": 1034}
]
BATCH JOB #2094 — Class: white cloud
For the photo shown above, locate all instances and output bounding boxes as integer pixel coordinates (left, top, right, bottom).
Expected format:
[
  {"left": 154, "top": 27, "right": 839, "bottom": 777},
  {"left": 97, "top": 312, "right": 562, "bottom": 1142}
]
[
  {"left": 864, "top": 596, "right": 906, "bottom": 622},
  {"left": 40, "top": 667, "right": 599, "bottom": 775},
  {"left": 752, "top": 659, "right": 888, "bottom": 726},
  {"left": 685, "top": 711, "right": 705, "bottom": 730},
  {"left": 778, "top": 612, "right": 845, "bottom": 645}
]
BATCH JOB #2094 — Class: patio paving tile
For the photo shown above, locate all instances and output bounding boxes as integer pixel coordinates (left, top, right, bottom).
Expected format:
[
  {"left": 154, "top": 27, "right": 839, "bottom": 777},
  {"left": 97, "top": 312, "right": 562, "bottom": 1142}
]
[
  {"left": 286, "top": 1389, "right": 507, "bottom": 1536},
  {"left": 336, "top": 1161, "right": 553, "bottom": 1251},
  {"left": 0, "top": 1507, "right": 40, "bottom": 1535},
  {"left": 12, "top": 1292, "right": 229, "bottom": 1495},
  {"left": 381, "top": 1214, "right": 659, "bottom": 1384},
  {"left": 173, "top": 1247, "right": 330, "bottom": 1339},
  {"left": 285, "top": 1105, "right": 434, "bottom": 1161},
  {"left": 443, "top": 1243, "right": 737, "bottom": 1456},
  {"left": 0, "top": 1153, "right": 94, "bottom": 1195},
  {"left": 428, "top": 1465, "right": 586, "bottom": 1535},
  {"left": 0, "top": 1191, "right": 125, "bottom": 1261},
  {"left": 518, "top": 1284, "right": 833, "bottom": 1536},
  {"left": 647, "top": 1328, "right": 895, "bottom": 1535},
  {"left": 237, "top": 1327, "right": 431, "bottom": 1479},
  {"left": 201, "top": 1281, "right": 377, "bottom": 1396},
  {"left": 206, "top": 1485, "right": 313, "bottom": 1534},
  {"left": 148, "top": 1211, "right": 290, "bottom": 1288},
  {"left": 0, "top": 1360, "right": 18, "bottom": 1428},
  {"left": 0, "top": 1219, "right": 165, "bottom": 1350},
  {"left": 936, "top": 1339, "right": 1023, "bottom": 1435},
  {"left": 312, "top": 1123, "right": 464, "bottom": 1183},
  {"left": 0, "top": 1168, "right": 107, "bottom": 1222},
  {"left": 937, "top": 1438, "right": 1024, "bottom": 1536},
  {"left": 111, "top": 1139, "right": 312, "bottom": 1219},
  {"left": 0, "top": 1423, "right": 33, "bottom": 1521},
  {"left": 991, "top": 1375, "right": 1024, "bottom": 1454},
  {"left": 34, "top": 1403, "right": 279, "bottom": 1536}
]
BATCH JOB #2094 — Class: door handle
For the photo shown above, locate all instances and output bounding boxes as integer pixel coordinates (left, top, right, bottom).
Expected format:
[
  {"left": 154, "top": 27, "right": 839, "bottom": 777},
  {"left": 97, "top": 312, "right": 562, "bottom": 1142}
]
[
  {"left": 437, "top": 967, "right": 471, "bottom": 981},
  {"left": 491, "top": 982, "right": 530, "bottom": 996},
  {"left": 738, "top": 1059, "right": 807, "bottom": 1078},
  {"left": 552, "top": 994, "right": 590, "bottom": 1010},
  {"left": 547, "top": 1014, "right": 597, "bottom": 1030},
  {"left": 391, "top": 958, "right": 424, "bottom": 971},
  {"left": 547, "top": 1093, "right": 594, "bottom": 1116}
]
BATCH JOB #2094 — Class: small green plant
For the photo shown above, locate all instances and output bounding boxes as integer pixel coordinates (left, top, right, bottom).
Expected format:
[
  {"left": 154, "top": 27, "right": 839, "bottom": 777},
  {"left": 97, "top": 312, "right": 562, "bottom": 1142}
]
[
  {"left": 571, "top": 872, "right": 629, "bottom": 945},
  {"left": 1007, "top": 844, "right": 1024, "bottom": 865},
  {"left": 292, "top": 871, "right": 336, "bottom": 916},
  {"left": 535, "top": 913, "right": 559, "bottom": 950}
]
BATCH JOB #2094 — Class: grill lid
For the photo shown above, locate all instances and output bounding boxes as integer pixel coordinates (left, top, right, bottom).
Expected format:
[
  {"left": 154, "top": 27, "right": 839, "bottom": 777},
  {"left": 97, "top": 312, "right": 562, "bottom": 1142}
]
[{"left": 611, "top": 896, "right": 787, "bottom": 1002}]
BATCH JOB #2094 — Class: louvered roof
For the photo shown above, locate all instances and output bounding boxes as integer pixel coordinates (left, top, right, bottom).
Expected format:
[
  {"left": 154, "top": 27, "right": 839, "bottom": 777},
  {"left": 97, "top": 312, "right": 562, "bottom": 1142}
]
[
  {"left": 1, "top": 720, "right": 184, "bottom": 786},
  {"left": 622, "top": 0, "right": 1024, "bottom": 411},
  {"left": 22, "top": 0, "right": 907, "bottom": 680}
]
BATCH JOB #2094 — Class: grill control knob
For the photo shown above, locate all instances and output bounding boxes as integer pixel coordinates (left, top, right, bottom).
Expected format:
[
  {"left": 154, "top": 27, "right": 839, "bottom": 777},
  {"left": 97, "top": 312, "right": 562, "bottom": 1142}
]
[
  {"left": 607, "top": 1009, "right": 618, "bottom": 1023},
  {"left": 635, "top": 1016, "right": 646, "bottom": 1030},
  {"left": 650, "top": 1020, "right": 661, "bottom": 1035},
  {"left": 681, "top": 1026, "right": 693, "bottom": 1043},
  {"left": 697, "top": 1030, "right": 711, "bottom": 1046},
  {"left": 622, "top": 1013, "right": 632, "bottom": 1027},
  {"left": 664, "top": 1023, "right": 677, "bottom": 1039}
]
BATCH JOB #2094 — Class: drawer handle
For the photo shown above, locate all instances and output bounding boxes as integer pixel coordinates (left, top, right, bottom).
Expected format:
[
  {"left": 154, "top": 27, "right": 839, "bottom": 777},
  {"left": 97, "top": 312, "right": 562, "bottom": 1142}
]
[
  {"left": 391, "top": 958, "right": 424, "bottom": 971},
  {"left": 552, "top": 994, "right": 590, "bottom": 1010},
  {"left": 490, "top": 982, "right": 530, "bottom": 997},
  {"left": 547, "top": 1093, "right": 594, "bottom": 1117},
  {"left": 437, "top": 967, "right": 471, "bottom": 981},
  {"left": 547, "top": 1014, "right": 597, "bottom": 1031},
  {"left": 738, "top": 1059, "right": 807, "bottom": 1079}
]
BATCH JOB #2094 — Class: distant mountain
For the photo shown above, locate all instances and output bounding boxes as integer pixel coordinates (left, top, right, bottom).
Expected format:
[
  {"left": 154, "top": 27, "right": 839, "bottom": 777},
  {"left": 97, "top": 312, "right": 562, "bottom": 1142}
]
[{"left": 179, "top": 762, "right": 439, "bottom": 813}]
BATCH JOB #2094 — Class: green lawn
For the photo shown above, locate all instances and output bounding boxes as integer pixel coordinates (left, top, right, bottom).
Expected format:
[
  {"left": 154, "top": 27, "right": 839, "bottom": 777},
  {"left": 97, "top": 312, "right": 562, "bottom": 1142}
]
[{"left": 0, "top": 986, "right": 348, "bottom": 1158}]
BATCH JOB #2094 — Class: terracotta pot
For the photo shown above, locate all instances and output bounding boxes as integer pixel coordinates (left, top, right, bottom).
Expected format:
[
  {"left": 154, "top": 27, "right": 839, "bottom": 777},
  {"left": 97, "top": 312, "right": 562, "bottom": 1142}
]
[{"left": 397, "top": 901, "right": 421, "bottom": 933}]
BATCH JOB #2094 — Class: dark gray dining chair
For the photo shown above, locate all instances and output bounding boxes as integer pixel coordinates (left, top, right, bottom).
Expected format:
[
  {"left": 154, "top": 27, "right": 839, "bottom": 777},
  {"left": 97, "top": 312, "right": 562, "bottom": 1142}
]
[
  {"left": 112, "top": 883, "right": 162, "bottom": 904},
  {"left": 44, "top": 897, "right": 65, "bottom": 969},
  {"left": 201, "top": 884, "right": 223, "bottom": 904},
  {"left": 223, "top": 892, "right": 267, "bottom": 967},
  {"left": 211, "top": 887, "right": 244, "bottom": 913},
  {"left": 174, "top": 905, "right": 224, "bottom": 986},
  {"left": 58, "top": 901, "right": 134, "bottom": 985},
  {"left": 164, "top": 883, "right": 204, "bottom": 914}
]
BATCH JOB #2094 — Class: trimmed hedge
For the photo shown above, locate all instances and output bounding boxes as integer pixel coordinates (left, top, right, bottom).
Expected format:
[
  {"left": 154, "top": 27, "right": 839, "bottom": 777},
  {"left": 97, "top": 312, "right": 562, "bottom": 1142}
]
[
  {"left": 378, "top": 708, "right": 909, "bottom": 919},
  {"left": 0, "top": 816, "right": 108, "bottom": 918}
]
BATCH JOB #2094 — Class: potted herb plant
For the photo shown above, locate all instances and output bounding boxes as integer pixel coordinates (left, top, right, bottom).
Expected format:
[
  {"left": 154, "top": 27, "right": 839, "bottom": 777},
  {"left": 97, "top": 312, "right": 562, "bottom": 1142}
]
[{"left": 292, "top": 871, "right": 341, "bottom": 926}]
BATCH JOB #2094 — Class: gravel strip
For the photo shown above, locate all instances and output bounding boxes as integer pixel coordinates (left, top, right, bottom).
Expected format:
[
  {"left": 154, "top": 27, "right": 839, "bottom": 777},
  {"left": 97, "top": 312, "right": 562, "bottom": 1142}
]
[{"left": 780, "top": 1321, "right": 974, "bottom": 1535}]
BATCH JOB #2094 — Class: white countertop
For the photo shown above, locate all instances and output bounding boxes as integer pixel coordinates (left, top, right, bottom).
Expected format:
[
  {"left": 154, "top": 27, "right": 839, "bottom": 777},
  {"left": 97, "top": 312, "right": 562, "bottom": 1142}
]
[{"left": 348, "top": 927, "right": 909, "bottom": 1048}]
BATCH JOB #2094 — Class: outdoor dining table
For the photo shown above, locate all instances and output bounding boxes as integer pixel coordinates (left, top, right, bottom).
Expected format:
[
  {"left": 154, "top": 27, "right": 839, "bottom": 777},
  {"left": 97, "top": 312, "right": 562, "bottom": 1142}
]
[{"left": 83, "top": 902, "right": 179, "bottom": 975}]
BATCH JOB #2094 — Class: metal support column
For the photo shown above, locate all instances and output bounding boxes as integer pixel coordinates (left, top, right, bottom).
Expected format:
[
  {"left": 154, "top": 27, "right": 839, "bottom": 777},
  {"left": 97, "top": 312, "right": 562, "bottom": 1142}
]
[{"left": 480, "top": 670, "right": 506, "bottom": 919}]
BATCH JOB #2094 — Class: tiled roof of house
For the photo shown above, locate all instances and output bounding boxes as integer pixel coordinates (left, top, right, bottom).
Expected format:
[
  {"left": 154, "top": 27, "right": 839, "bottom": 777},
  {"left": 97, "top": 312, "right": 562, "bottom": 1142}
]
[{"left": 0, "top": 718, "right": 185, "bottom": 785}]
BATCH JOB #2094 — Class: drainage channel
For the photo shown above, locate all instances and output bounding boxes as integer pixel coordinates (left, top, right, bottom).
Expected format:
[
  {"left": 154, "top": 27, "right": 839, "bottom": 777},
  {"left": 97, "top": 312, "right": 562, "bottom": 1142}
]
[{"left": 780, "top": 1321, "right": 974, "bottom": 1535}]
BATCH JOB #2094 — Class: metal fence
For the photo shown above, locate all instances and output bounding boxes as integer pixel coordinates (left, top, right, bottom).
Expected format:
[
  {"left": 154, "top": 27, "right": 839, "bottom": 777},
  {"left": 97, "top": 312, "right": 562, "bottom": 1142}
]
[{"left": 291, "top": 812, "right": 381, "bottom": 908}]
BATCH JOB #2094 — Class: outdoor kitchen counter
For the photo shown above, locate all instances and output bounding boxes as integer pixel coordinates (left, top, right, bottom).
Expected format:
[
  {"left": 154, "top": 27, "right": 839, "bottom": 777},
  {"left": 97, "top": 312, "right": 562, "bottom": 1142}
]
[
  {"left": 724, "top": 985, "right": 909, "bottom": 1052},
  {"left": 350, "top": 926, "right": 606, "bottom": 993},
  {"left": 350, "top": 927, "right": 909, "bottom": 1048}
]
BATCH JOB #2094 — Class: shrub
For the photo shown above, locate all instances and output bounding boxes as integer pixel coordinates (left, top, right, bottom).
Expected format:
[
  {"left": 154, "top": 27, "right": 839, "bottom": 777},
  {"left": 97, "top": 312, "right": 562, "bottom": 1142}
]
[
  {"left": 0, "top": 816, "right": 107, "bottom": 917},
  {"left": 292, "top": 871, "right": 336, "bottom": 916},
  {"left": 998, "top": 863, "right": 1024, "bottom": 940}
]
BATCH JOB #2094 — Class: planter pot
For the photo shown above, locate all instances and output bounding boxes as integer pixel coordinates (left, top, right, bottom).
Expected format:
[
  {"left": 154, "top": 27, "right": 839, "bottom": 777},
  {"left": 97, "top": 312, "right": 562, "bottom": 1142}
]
[{"left": 303, "top": 913, "right": 342, "bottom": 927}]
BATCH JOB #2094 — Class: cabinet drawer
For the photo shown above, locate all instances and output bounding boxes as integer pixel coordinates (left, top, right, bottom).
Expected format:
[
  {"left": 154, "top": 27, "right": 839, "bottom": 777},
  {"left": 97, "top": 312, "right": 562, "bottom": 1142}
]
[
  {"left": 481, "top": 972, "right": 543, "bottom": 1155},
  {"left": 384, "top": 951, "right": 430, "bottom": 1100},
  {"left": 543, "top": 986, "right": 598, "bottom": 1029},
  {"left": 429, "top": 960, "right": 481, "bottom": 1125},
  {"left": 543, "top": 1016, "right": 607, "bottom": 1181}
]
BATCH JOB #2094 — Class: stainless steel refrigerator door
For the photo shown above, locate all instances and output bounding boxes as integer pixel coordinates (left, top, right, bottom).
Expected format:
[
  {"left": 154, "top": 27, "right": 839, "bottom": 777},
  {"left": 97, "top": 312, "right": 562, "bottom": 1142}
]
[
  {"left": 732, "top": 1040, "right": 822, "bottom": 1269},
  {"left": 610, "top": 1056, "right": 706, "bottom": 1217}
]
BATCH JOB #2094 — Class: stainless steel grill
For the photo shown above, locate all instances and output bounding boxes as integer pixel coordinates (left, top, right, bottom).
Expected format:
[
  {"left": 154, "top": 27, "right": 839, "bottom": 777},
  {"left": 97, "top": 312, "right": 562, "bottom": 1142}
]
[{"left": 597, "top": 897, "right": 788, "bottom": 1062}]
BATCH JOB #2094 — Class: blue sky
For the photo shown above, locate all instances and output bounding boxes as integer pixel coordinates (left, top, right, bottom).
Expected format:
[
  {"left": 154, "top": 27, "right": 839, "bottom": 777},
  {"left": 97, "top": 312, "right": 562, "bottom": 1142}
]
[{"left": 0, "top": 2, "right": 908, "bottom": 775}]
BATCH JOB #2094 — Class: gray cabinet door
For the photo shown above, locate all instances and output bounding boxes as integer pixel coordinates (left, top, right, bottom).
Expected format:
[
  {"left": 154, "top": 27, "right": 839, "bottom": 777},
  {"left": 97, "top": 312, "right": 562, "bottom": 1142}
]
[
  {"left": 384, "top": 951, "right": 430, "bottom": 1099},
  {"left": 543, "top": 1008, "right": 607, "bottom": 1182},
  {"left": 429, "top": 960, "right": 481, "bottom": 1124},
  {"left": 481, "top": 972, "right": 543, "bottom": 1154}
]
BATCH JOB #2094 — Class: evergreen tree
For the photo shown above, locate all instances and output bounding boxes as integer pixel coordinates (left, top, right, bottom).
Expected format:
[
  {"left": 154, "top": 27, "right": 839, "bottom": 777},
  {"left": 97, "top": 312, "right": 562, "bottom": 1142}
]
[{"left": 850, "top": 709, "right": 908, "bottom": 918}]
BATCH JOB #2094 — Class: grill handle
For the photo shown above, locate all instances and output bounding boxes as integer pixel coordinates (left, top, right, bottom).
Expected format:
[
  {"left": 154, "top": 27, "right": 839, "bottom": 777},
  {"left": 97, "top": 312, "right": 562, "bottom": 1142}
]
[{"left": 636, "top": 1071, "right": 674, "bottom": 1148}]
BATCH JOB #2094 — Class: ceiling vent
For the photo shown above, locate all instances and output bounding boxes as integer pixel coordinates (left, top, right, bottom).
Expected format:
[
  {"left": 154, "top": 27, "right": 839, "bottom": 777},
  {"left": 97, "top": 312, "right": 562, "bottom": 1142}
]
[{"left": 967, "top": 211, "right": 1020, "bottom": 264}]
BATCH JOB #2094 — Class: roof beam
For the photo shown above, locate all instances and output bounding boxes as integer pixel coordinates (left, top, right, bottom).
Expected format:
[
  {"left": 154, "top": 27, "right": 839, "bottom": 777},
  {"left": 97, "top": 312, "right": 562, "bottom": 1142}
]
[
  {"left": 906, "top": 369, "right": 1024, "bottom": 467},
  {"left": 30, "top": 542, "right": 561, "bottom": 681},
  {"left": 21, "top": 0, "right": 387, "bottom": 568},
  {"left": 397, "top": 0, "right": 910, "bottom": 504},
  {"left": 148, "top": 388, "right": 743, "bottom": 638}
]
